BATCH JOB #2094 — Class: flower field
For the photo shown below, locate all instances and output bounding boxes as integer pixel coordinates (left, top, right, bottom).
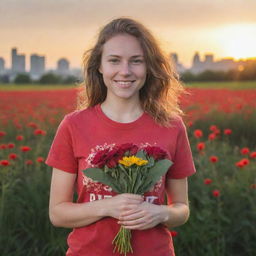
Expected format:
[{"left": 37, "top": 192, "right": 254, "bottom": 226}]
[{"left": 0, "top": 86, "right": 256, "bottom": 255}]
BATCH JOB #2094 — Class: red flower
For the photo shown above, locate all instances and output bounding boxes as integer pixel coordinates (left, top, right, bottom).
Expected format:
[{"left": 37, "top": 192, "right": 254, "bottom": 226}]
[
  {"left": 194, "top": 129, "right": 203, "bottom": 138},
  {"left": 240, "top": 147, "right": 250, "bottom": 155},
  {"left": 210, "top": 125, "right": 218, "bottom": 132},
  {"left": 143, "top": 146, "right": 168, "bottom": 160},
  {"left": 208, "top": 133, "right": 216, "bottom": 140},
  {"left": 25, "top": 160, "right": 33, "bottom": 165},
  {"left": 9, "top": 153, "right": 18, "bottom": 160},
  {"left": 20, "top": 146, "right": 31, "bottom": 152},
  {"left": 91, "top": 148, "right": 111, "bottom": 168},
  {"left": 170, "top": 230, "right": 178, "bottom": 237},
  {"left": 197, "top": 142, "right": 205, "bottom": 151},
  {"left": 8, "top": 143, "right": 15, "bottom": 149},
  {"left": 212, "top": 189, "right": 220, "bottom": 197},
  {"left": 204, "top": 178, "right": 212, "bottom": 185},
  {"left": 188, "top": 121, "right": 193, "bottom": 127},
  {"left": 34, "top": 129, "right": 47, "bottom": 136},
  {"left": 16, "top": 135, "right": 24, "bottom": 141},
  {"left": 0, "top": 160, "right": 10, "bottom": 166},
  {"left": 0, "top": 131, "right": 6, "bottom": 137},
  {"left": 224, "top": 129, "right": 232, "bottom": 135},
  {"left": 0, "top": 144, "right": 7, "bottom": 149},
  {"left": 119, "top": 143, "right": 139, "bottom": 156},
  {"left": 209, "top": 156, "right": 218, "bottom": 163},
  {"left": 241, "top": 158, "right": 249, "bottom": 166},
  {"left": 37, "top": 157, "right": 44, "bottom": 163},
  {"left": 27, "top": 122, "right": 38, "bottom": 129},
  {"left": 236, "top": 158, "right": 250, "bottom": 168},
  {"left": 250, "top": 152, "right": 256, "bottom": 158},
  {"left": 250, "top": 184, "right": 256, "bottom": 189}
]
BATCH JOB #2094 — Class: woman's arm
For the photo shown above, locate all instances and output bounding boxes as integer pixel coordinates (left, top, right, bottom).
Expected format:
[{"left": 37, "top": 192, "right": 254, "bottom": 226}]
[
  {"left": 161, "top": 178, "right": 190, "bottom": 228},
  {"left": 49, "top": 168, "right": 143, "bottom": 228},
  {"left": 117, "top": 178, "right": 190, "bottom": 230}
]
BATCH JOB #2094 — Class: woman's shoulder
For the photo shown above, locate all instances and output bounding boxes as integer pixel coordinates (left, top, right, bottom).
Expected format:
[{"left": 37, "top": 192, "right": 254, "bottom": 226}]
[
  {"left": 62, "top": 106, "right": 97, "bottom": 124},
  {"left": 166, "top": 115, "right": 186, "bottom": 131}
]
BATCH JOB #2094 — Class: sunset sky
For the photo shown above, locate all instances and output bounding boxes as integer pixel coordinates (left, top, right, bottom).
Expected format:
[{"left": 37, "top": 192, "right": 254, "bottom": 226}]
[{"left": 1, "top": 0, "right": 256, "bottom": 69}]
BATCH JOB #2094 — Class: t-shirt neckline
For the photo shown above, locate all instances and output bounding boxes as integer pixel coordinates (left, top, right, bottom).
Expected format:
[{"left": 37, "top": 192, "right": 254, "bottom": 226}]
[{"left": 95, "top": 104, "right": 148, "bottom": 129}]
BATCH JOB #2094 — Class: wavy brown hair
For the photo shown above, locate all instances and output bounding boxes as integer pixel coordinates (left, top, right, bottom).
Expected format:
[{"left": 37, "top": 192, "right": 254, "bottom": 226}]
[{"left": 77, "top": 17, "right": 185, "bottom": 127}]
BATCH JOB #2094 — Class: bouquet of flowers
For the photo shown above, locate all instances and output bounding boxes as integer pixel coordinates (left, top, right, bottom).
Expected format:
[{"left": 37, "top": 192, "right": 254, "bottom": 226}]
[{"left": 83, "top": 143, "right": 173, "bottom": 255}]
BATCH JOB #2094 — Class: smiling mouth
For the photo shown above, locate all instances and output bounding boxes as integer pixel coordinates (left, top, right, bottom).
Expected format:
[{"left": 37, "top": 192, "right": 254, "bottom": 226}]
[{"left": 114, "top": 80, "right": 136, "bottom": 88}]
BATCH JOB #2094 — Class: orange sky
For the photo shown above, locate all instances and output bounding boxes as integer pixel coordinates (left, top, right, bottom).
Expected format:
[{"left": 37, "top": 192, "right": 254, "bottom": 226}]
[{"left": 1, "top": 0, "right": 256, "bottom": 69}]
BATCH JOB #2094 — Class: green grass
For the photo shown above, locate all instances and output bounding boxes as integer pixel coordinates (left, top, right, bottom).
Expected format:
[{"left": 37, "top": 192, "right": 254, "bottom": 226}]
[
  {"left": 1, "top": 81, "right": 256, "bottom": 91},
  {"left": 0, "top": 84, "right": 77, "bottom": 91},
  {"left": 185, "top": 81, "right": 256, "bottom": 89}
]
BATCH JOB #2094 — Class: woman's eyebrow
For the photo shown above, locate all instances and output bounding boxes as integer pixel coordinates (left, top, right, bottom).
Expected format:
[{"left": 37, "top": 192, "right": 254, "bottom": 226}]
[{"left": 106, "top": 54, "right": 144, "bottom": 58}]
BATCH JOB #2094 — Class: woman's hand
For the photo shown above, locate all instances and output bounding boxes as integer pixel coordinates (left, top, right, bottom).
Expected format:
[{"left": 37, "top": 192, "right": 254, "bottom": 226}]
[
  {"left": 117, "top": 201, "right": 167, "bottom": 230},
  {"left": 104, "top": 193, "right": 144, "bottom": 219}
]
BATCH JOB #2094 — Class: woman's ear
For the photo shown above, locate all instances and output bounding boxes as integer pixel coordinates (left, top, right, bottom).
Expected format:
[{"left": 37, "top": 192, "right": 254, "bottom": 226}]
[{"left": 98, "top": 66, "right": 102, "bottom": 74}]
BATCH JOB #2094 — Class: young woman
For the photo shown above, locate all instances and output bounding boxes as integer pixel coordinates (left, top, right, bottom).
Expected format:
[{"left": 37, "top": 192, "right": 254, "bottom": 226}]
[{"left": 46, "top": 17, "right": 196, "bottom": 256}]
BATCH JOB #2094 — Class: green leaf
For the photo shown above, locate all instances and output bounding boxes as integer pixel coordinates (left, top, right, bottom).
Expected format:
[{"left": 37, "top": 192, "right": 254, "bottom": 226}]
[
  {"left": 139, "top": 159, "right": 173, "bottom": 193},
  {"left": 136, "top": 150, "right": 147, "bottom": 160},
  {"left": 82, "top": 168, "right": 122, "bottom": 193}
]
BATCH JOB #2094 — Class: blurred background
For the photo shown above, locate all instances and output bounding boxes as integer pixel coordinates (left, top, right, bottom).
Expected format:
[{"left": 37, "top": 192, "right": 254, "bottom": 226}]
[{"left": 0, "top": 0, "right": 255, "bottom": 255}]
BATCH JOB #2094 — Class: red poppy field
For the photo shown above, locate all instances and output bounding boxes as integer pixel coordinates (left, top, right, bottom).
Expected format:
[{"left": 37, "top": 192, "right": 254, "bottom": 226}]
[{"left": 0, "top": 86, "right": 256, "bottom": 255}]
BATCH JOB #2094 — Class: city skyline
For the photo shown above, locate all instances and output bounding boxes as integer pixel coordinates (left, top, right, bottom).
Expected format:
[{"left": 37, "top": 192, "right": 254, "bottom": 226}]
[
  {"left": 1, "top": 0, "right": 256, "bottom": 68},
  {"left": 2, "top": 46, "right": 254, "bottom": 71},
  {"left": 0, "top": 47, "right": 252, "bottom": 80}
]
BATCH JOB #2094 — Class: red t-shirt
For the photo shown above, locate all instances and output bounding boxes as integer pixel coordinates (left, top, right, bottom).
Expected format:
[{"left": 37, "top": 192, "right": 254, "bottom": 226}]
[{"left": 45, "top": 104, "right": 196, "bottom": 256}]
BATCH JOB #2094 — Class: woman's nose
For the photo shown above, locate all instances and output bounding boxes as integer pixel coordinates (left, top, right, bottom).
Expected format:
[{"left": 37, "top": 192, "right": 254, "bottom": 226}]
[{"left": 119, "top": 62, "right": 131, "bottom": 76}]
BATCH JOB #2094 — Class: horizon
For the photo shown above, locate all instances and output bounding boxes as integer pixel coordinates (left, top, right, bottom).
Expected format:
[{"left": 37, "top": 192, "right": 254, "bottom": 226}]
[
  {"left": 1, "top": 47, "right": 256, "bottom": 71},
  {"left": 1, "top": 0, "right": 256, "bottom": 69}
]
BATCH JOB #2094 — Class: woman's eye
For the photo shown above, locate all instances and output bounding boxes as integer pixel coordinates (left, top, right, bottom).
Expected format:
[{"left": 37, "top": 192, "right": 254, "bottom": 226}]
[
  {"left": 109, "top": 59, "right": 119, "bottom": 63},
  {"left": 132, "top": 59, "right": 143, "bottom": 64}
]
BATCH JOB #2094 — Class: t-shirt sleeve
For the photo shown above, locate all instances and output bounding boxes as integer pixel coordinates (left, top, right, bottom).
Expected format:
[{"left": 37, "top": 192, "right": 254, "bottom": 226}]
[
  {"left": 45, "top": 115, "right": 78, "bottom": 174},
  {"left": 167, "top": 119, "right": 196, "bottom": 179}
]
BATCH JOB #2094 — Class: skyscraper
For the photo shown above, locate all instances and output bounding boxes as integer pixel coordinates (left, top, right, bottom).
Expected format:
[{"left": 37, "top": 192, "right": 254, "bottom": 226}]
[
  {"left": 0, "top": 57, "right": 5, "bottom": 75},
  {"left": 11, "top": 48, "right": 26, "bottom": 74},
  {"left": 30, "top": 54, "right": 45, "bottom": 79},
  {"left": 57, "top": 58, "right": 69, "bottom": 76}
]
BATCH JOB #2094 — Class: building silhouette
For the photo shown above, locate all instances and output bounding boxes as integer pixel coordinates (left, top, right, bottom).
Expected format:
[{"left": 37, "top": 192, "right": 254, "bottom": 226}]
[
  {"left": 30, "top": 54, "right": 45, "bottom": 80},
  {"left": 170, "top": 53, "right": 186, "bottom": 73},
  {"left": 0, "top": 57, "right": 5, "bottom": 75},
  {"left": 190, "top": 52, "right": 240, "bottom": 74},
  {"left": 57, "top": 58, "right": 70, "bottom": 76},
  {"left": 11, "top": 48, "right": 25, "bottom": 74}
]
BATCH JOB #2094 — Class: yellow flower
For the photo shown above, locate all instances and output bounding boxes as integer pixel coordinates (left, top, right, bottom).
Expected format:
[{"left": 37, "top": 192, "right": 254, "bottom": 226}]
[{"left": 119, "top": 156, "right": 148, "bottom": 167}]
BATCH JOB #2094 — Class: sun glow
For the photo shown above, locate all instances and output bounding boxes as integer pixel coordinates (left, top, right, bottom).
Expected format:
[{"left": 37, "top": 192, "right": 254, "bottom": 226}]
[{"left": 215, "top": 24, "right": 256, "bottom": 60}]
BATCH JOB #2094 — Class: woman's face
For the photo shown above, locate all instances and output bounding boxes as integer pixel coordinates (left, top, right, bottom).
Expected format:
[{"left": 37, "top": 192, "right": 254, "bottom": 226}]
[{"left": 99, "top": 33, "right": 147, "bottom": 102}]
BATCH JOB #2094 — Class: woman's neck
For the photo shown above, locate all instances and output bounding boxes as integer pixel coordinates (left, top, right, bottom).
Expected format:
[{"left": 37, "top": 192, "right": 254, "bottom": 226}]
[{"left": 100, "top": 99, "right": 143, "bottom": 123}]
